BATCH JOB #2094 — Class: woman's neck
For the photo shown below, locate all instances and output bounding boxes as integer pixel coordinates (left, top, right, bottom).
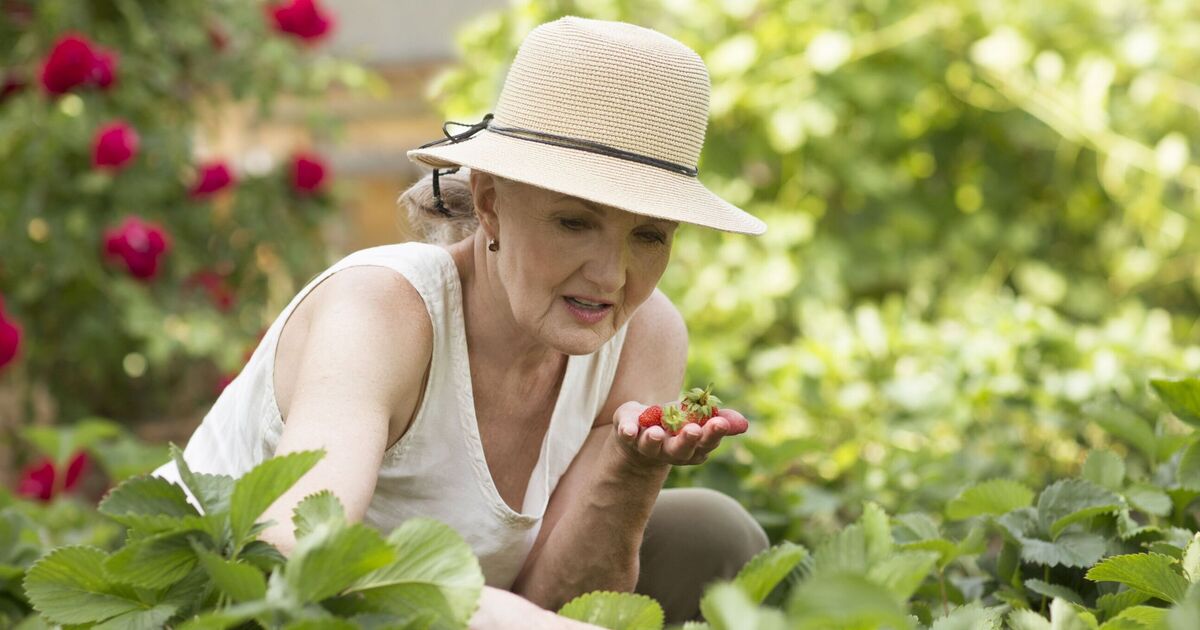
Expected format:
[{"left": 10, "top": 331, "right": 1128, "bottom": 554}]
[{"left": 446, "top": 235, "right": 565, "bottom": 379}]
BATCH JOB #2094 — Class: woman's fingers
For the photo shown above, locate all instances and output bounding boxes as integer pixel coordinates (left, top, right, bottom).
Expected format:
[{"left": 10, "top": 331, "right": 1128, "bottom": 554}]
[{"left": 712, "top": 408, "right": 749, "bottom": 435}]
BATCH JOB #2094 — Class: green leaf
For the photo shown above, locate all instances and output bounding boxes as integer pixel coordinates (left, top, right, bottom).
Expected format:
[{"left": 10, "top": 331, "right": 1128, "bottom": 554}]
[
  {"left": 98, "top": 475, "right": 201, "bottom": 530},
  {"left": 1086, "top": 553, "right": 1189, "bottom": 604},
  {"left": 1096, "top": 590, "right": 1150, "bottom": 620},
  {"left": 1083, "top": 451, "right": 1126, "bottom": 491},
  {"left": 1151, "top": 379, "right": 1200, "bottom": 428},
  {"left": 1108, "top": 605, "right": 1168, "bottom": 628},
  {"left": 1125, "top": 484, "right": 1172, "bottom": 517},
  {"left": 1168, "top": 586, "right": 1200, "bottom": 630},
  {"left": 810, "top": 523, "right": 867, "bottom": 576},
  {"left": 730, "top": 542, "right": 807, "bottom": 604},
  {"left": 170, "top": 444, "right": 234, "bottom": 515},
  {"left": 898, "top": 539, "right": 959, "bottom": 569},
  {"left": 347, "top": 517, "right": 484, "bottom": 628},
  {"left": 1183, "top": 533, "right": 1200, "bottom": 583},
  {"left": 867, "top": 550, "right": 938, "bottom": 603},
  {"left": 286, "top": 521, "right": 394, "bottom": 603},
  {"left": 193, "top": 545, "right": 266, "bottom": 603},
  {"left": 1020, "top": 533, "right": 1107, "bottom": 568},
  {"left": 1093, "top": 409, "right": 1158, "bottom": 465},
  {"left": 860, "top": 502, "right": 893, "bottom": 563},
  {"left": 230, "top": 450, "right": 324, "bottom": 544},
  {"left": 930, "top": 602, "right": 1003, "bottom": 630},
  {"left": 785, "top": 574, "right": 912, "bottom": 629},
  {"left": 1037, "top": 479, "right": 1121, "bottom": 539},
  {"left": 175, "top": 600, "right": 276, "bottom": 630},
  {"left": 1007, "top": 609, "right": 1052, "bottom": 630},
  {"left": 894, "top": 513, "right": 941, "bottom": 541},
  {"left": 104, "top": 530, "right": 200, "bottom": 590},
  {"left": 1025, "top": 578, "right": 1085, "bottom": 606},
  {"left": 1177, "top": 441, "right": 1200, "bottom": 491},
  {"left": 1047, "top": 598, "right": 1098, "bottom": 630},
  {"left": 22, "top": 547, "right": 145, "bottom": 625},
  {"left": 947, "top": 479, "right": 1035, "bottom": 520},
  {"left": 292, "top": 490, "right": 346, "bottom": 540},
  {"left": 557, "top": 592, "right": 664, "bottom": 630},
  {"left": 701, "top": 582, "right": 788, "bottom": 630},
  {"left": 92, "top": 604, "right": 179, "bottom": 630}
]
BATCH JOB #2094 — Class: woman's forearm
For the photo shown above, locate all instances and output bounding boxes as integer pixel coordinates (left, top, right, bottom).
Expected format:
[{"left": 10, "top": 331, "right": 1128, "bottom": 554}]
[{"left": 514, "top": 433, "right": 671, "bottom": 609}]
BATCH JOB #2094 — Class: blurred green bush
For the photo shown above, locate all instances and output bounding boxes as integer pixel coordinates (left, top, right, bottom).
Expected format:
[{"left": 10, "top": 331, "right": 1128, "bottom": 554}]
[{"left": 433, "top": 0, "right": 1200, "bottom": 543}]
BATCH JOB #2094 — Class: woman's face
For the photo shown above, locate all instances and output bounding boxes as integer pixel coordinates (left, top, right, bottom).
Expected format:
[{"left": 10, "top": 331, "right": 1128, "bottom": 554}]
[{"left": 481, "top": 174, "right": 677, "bottom": 355}]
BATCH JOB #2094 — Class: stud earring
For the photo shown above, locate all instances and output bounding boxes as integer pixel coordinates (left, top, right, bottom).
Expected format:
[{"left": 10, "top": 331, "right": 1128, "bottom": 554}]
[{"left": 488, "top": 238, "right": 499, "bottom": 252}]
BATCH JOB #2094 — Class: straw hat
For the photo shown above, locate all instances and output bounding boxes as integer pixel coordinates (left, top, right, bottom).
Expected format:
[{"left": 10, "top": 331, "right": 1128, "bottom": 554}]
[{"left": 407, "top": 16, "right": 767, "bottom": 235}]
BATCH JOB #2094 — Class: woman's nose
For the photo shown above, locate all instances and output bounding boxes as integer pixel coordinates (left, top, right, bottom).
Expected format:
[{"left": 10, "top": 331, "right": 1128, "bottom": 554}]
[{"left": 583, "top": 241, "right": 627, "bottom": 295}]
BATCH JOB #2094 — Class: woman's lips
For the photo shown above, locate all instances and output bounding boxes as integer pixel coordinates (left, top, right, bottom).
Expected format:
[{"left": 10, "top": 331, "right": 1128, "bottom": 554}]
[{"left": 563, "top": 296, "right": 612, "bottom": 324}]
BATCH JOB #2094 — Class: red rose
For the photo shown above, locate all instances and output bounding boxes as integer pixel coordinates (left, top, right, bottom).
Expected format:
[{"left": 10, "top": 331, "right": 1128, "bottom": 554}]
[
  {"left": 92, "top": 120, "right": 139, "bottom": 170},
  {"left": 102, "top": 216, "right": 172, "bottom": 281},
  {"left": 16, "top": 450, "right": 89, "bottom": 502},
  {"left": 40, "top": 34, "right": 96, "bottom": 94},
  {"left": 189, "top": 161, "right": 235, "bottom": 198},
  {"left": 214, "top": 372, "right": 236, "bottom": 396},
  {"left": 291, "top": 152, "right": 327, "bottom": 194},
  {"left": 0, "top": 304, "right": 20, "bottom": 370},
  {"left": 39, "top": 33, "right": 117, "bottom": 95},
  {"left": 268, "top": 0, "right": 334, "bottom": 43},
  {"left": 91, "top": 48, "right": 117, "bottom": 89}
]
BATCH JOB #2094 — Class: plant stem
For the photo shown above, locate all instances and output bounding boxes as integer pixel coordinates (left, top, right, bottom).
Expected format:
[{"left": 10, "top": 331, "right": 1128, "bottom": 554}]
[{"left": 938, "top": 568, "right": 948, "bottom": 616}]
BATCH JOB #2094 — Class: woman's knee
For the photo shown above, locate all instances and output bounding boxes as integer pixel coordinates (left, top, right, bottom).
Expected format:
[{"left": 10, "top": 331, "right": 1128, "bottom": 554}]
[{"left": 641, "top": 487, "right": 769, "bottom": 578}]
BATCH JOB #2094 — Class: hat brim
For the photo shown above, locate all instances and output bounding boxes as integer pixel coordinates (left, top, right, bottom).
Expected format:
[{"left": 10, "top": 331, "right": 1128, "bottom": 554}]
[{"left": 407, "top": 130, "right": 766, "bottom": 235}]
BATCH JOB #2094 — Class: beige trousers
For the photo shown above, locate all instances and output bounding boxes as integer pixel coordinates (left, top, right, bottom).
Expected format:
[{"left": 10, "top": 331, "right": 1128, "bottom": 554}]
[{"left": 634, "top": 487, "right": 770, "bottom": 624}]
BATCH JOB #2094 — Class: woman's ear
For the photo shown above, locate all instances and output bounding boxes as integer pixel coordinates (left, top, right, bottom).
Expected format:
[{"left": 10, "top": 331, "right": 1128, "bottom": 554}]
[{"left": 470, "top": 170, "right": 500, "bottom": 239}]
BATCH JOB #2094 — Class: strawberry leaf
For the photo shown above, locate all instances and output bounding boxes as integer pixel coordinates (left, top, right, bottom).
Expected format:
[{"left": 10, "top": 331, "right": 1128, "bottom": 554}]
[
  {"left": 230, "top": 450, "right": 324, "bottom": 545},
  {"left": 285, "top": 521, "right": 394, "bottom": 604},
  {"left": 1151, "top": 378, "right": 1200, "bottom": 428},
  {"left": 558, "top": 592, "right": 664, "bottom": 630},
  {"left": 193, "top": 544, "right": 266, "bottom": 603},
  {"left": 1082, "top": 450, "right": 1125, "bottom": 491},
  {"left": 103, "top": 530, "right": 201, "bottom": 590},
  {"left": 292, "top": 490, "right": 345, "bottom": 540},
  {"left": 23, "top": 546, "right": 146, "bottom": 625},
  {"left": 945, "top": 479, "right": 1034, "bottom": 520},
  {"left": 730, "top": 542, "right": 807, "bottom": 604},
  {"left": 1036, "top": 478, "right": 1121, "bottom": 539},
  {"left": 929, "top": 602, "right": 1003, "bottom": 630},
  {"left": 1086, "top": 553, "right": 1189, "bottom": 604},
  {"left": 867, "top": 550, "right": 939, "bottom": 604}
]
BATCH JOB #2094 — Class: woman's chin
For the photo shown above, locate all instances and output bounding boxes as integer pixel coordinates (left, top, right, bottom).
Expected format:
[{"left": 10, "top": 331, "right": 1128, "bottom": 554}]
[{"left": 545, "top": 326, "right": 615, "bottom": 356}]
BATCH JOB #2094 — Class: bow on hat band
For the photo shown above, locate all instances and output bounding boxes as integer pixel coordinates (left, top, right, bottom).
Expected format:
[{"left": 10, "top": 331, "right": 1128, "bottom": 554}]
[{"left": 417, "top": 113, "right": 700, "bottom": 216}]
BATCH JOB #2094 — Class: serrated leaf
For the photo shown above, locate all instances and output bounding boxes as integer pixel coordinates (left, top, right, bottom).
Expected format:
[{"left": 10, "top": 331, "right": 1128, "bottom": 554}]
[
  {"left": 730, "top": 542, "right": 807, "bottom": 604},
  {"left": 1087, "top": 553, "right": 1189, "bottom": 604},
  {"left": 1109, "top": 605, "right": 1168, "bottom": 628},
  {"left": 170, "top": 444, "right": 235, "bottom": 516},
  {"left": 1182, "top": 533, "right": 1200, "bottom": 583},
  {"left": 1125, "top": 484, "right": 1172, "bottom": 517},
  {"left": 1084, "top": 451, "right": 1126, "bottom": 491},
  {"left": 346, "top": 518, "right": 484, "bottom": 628},
  {"left": 930, "top": 602, "right": 1003, "bottom": 630},
  {"left": 1177, "top": 441, "right": 1200, "bottom": 491},
  {"left": 22, "top": 547, "right": 145, "bottom": 625},
  {"left": 557, "top": 591, "right": 663, "bottom": 630},
  {"left": 860, "top": 502, "right": 893, "bottom": 563},
  {"left": 867, "top": 550, "right": 938, "bottom": 603},
  {"left": 92, "top": 603, "right": 179, "bottom": 630},
  {"left": 810, "top": 523, "right": 866, "bottom": 576},
  {"left": 175, "top": 600, "right": 275, "bottom": 630},
  {"left": 99, "top": 475, "right": 201, "bottom": 524},
  {"left": 285, "top": 521, "right": 394, "bottom": 603},
  {"left": 893, "top": 512, "right": 941, "bottom": 541},
  {"left": 1151, "top": 379, "right": 1200, "bottom": 428},
  {"left": 104, "top": 530, "right": 199, "bottom": 590},
  {"left": 230, "top": 450, "right": 324, "bottom": 544},
  {"left": 785, "top": 574, "right": 912, "bottom": 629},
  {"left": 701, "top": 582, "right": 788, "bottom": 630},
  {"left": 293, "top": 490, "right": 345, "bottom": 540},
  {"left": 1020, "top": 532, "right": 1107, "bottom": 568},
  {"left": 1096, "top": 590, "right": 1150, "bottom": 620},
  {"left": 1037, "top": 479, "right": 1121, "bottom": 539},
  {"left": 193, "top": 545, "right": 266, "bottom": 602},
  {"left": 240, "top": 540, "right": 287, "bottom": 573},
  {"left": 1008, "top": 609, "right": 1052, "bottom": 630},
  {"left": 898, "top": 539, "right": 959, "bottom": 569},
  {"left": 946, "top": 479, "right": 1035, "bottom": 520},
  {"left": 1048, "top": 598, "right": 1098, "bottom": 630},
  {"left": 1025, "top": 578, "right": 1085, "bottom": 606}
]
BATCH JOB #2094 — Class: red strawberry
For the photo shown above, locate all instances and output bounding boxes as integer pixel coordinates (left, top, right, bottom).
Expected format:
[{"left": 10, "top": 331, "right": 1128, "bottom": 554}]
[
  {"left": 660, "top": 405, "right": 688, "bottom": 434},
  {"left": 638, "top": 405, "right": 663, "bottom": 430}
]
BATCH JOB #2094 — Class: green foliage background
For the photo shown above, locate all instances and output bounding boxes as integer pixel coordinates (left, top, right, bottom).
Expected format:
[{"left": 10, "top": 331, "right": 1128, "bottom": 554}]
[{"left": 433, "top": 0, "right": 1200, "bottom": 544}]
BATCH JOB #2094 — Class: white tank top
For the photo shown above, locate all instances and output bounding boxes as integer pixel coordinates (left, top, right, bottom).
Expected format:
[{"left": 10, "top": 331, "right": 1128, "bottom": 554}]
[{"left": 152, "top": 242, "right": 630, "bottom": 588}]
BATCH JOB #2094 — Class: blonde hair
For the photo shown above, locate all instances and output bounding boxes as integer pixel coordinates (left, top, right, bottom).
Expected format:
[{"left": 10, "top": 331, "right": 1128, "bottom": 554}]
[{"left": 397, "top": 168, "right": 479, "bottom": 245}]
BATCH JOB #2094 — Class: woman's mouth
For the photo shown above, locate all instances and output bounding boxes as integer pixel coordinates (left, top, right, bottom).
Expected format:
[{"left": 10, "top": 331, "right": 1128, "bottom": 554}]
[{"left": 563, "top": 296, "right": 613, "bottom": 324}]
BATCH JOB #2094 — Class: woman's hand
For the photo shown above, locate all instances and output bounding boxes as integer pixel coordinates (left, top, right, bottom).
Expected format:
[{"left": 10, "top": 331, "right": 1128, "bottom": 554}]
[{"left": 610, "top": 400, "right": 749, "bottom": 469}]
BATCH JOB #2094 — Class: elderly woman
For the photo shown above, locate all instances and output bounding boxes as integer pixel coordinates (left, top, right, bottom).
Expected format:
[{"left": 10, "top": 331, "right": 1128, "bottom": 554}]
[{"left": 155, "top": 16, "right": 768, "bottom": 628}]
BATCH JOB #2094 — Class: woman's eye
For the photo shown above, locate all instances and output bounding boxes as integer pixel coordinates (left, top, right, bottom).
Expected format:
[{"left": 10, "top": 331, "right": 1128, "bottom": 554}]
[
  {"left": 559, "top": 219, "right": 587, "bottom": 231},
  {"left": 638, "top": 231, "right": 666, "bottom": 244}
]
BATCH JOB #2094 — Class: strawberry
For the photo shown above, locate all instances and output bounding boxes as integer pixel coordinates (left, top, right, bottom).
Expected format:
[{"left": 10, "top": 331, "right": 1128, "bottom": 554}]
[
  {"left": 638, "top": 405, "right": 663, "bottom": 429},
  {"left": 660, "top": 404, "right": 688, "bottom": 434},
  {"left": 681, "top": 384, "right": 722, "bottom": 425}
]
